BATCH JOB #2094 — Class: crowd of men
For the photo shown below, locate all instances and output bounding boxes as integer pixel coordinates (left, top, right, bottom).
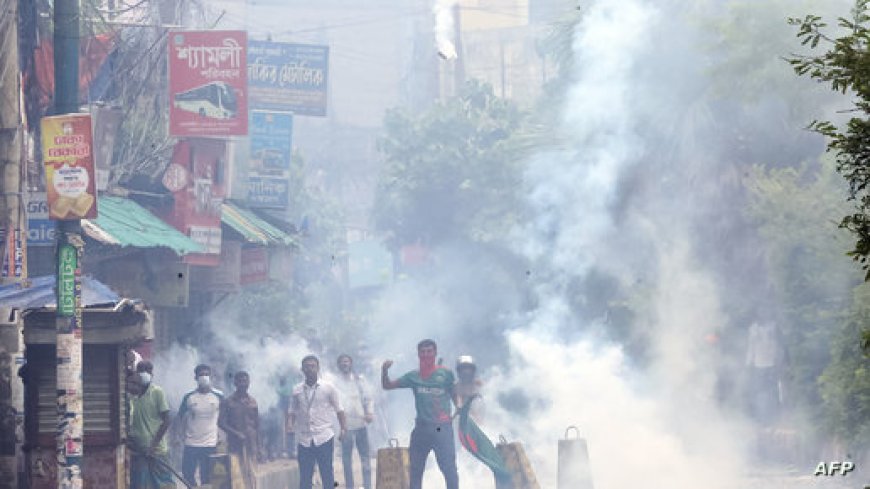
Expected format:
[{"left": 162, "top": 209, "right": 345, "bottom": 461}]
[{"left": 125, "top": 339, "right": 482, "bottom": 489}]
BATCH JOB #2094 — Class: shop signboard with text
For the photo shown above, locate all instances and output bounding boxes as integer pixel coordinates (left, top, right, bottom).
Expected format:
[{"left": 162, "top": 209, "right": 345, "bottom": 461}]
[
  {"left": 169, "top": 30, "right": 248, "bottom": 137},
  {"left": 248, "top": 40, "right": 329, "bottom": 116},
  {"left": 41, "top": 113, "right": 98, "bottom": 220},
  {"left": 163, "top": 139, "right": 226, "bottom": 266},
  {"left": 248, "top": 110, "right": 292, "bottom": 209}
]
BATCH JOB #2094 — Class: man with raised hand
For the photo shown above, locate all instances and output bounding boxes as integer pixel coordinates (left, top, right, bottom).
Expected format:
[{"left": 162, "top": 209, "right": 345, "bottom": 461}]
[{"left": 382, "top": 339, "right": 459, "bottom": 489}]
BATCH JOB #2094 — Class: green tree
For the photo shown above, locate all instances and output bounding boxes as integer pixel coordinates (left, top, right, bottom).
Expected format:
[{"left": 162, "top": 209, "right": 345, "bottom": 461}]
[
  {"left": 788, "top": 0, "right": 870, "bottom": 279},
  {"left": 374, "top": 80, "right": 531, "bottom": 247},
  {"left": 746, "top": 156, "right": 869, "bottom": 445}
]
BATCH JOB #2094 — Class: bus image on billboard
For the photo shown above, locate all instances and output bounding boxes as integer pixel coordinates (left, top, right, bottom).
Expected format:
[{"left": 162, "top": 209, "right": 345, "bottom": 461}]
[{"left": 173, "top": 81, "right": 238, "bottom": 119}]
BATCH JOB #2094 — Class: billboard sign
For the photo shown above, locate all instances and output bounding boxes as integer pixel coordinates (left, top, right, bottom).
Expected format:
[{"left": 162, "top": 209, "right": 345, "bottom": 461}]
[
  {"left": 247, "top": 176, "right": 289, "bottom": 209},
  {"left": 169, "top": 30, "right": 248, "bottom": 137},
  {"left": 28, "top": 192, "right": 55, "bottom": 246},
  {"left": 91, "top": 105, "right": 122, "bottom": 191},
  {"left": 250, "top": 110, "right": 292, "bottom": 171},
  {"left": 248, "top": 110, "right": 292, "bottom": 209},
  {"left": 163, "top": 139, "right": 226, "bottom": 266},
  {"left": 248, "top": 40, "right": 329, "bottom": 116},
  {"left": 41, "top": 113, "right": 98, "bottom": 220}
]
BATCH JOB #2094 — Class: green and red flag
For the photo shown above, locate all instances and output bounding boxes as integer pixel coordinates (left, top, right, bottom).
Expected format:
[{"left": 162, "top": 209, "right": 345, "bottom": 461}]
[{"left": 457, "top": 395, "right": 513, "bottom": 486}]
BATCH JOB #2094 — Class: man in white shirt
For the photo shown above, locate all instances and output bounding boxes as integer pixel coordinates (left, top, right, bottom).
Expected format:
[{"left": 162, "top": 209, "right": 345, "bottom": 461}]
[
  {"left": 333, "top": 354, "right": 374, "bottom": 489},
  {"left": 177, "top": 364, "right": 223, "bottom": 486},
  {"left": 288, "top": 355, "right": 347, "bottom": 489}
]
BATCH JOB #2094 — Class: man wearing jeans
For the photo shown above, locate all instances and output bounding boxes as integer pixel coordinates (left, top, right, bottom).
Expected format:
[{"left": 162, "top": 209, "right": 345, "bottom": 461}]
[
  {"left": 333, "top": 354, "right": 374, "bottom": 489},
  {"left": 382, "top": 339, "right": 459, "bottom": 489},
  {"left": 288, "top": 355, "right": 347, "bottom": 489},
  {"left": 177, "top": 364, "right": 223, "bottom": 486}
]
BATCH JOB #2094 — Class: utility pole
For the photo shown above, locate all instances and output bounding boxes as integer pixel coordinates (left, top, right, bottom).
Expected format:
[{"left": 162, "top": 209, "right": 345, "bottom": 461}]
[
  {"left": 53, "top": 1, "right": 85, "bottom": 488},
  {"left": 1, "top": 0, "right": 26, "bottom": 285},
  {"left": 0, "top": 1, "right": 25, "bottom": 486}
]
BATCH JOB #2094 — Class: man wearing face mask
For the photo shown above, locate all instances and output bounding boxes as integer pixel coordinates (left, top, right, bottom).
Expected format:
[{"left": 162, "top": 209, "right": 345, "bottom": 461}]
[
  {"left": 382, "top": 339, "right": 459, "bottom": 489},
  {"left": 129, "top": 361, "right": 175, "bottom": 488},
  {"left": 177, "top": 364, "right": 223, "bottom": 486}
]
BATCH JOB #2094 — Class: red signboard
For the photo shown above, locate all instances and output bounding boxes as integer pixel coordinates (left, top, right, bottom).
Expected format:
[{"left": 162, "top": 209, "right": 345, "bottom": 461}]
[
  {"left": 163, "top": 139, "right": 226, "bottom": 266},
  {"left": 240, "top": 247, "right": 269, "bottom": 285},
  {"left": 168, "top": 30, "right": 248, "bottom": 137}
]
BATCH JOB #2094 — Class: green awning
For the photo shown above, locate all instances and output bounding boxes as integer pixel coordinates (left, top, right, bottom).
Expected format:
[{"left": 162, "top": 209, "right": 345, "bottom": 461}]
[
  {"left": 82, "top": 196, "right": 204, "bottom": 255},
  {"left": 221, "top": 201, "right": 296, "bottom": 246}
]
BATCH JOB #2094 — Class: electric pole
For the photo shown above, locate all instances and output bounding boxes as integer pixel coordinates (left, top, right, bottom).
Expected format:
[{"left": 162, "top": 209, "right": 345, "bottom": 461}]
[
  {"left": 0, "top": 3, "right": 26, "bottom": 488},
  {"left": 1, "top": 0, "right": 26, "bottom": 285},
  {"left": 53, "top": 1, "right": 85, "bottom": 487}
]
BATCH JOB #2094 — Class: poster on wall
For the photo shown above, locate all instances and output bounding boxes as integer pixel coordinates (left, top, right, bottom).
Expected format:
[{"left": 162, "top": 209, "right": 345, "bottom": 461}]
[
  {"left": 41, "top": 113, "right": 98, "bottom": 220},
  {"left": 169, "top": 30, "right": 248, "bottom": 137}
]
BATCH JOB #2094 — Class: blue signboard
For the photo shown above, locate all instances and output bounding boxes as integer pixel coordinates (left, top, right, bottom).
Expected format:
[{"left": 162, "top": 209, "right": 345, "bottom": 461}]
[
  {"left": 28, "top": 219, "right": 56, "bottom": 246},
  {"left": 29, "top": 194, "right": 56, "bottom": 245},
  {"left": 248, "top": 176, "right": 289, "bottom": 209},
  {"left": 250, "top": 110, "right": 293, "bottom": 171},
  {"left": 248, "top": 40, "right": 329, "bottom": 116}
]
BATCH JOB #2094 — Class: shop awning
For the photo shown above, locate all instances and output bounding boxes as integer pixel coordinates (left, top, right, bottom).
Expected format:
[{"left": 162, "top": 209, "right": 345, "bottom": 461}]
[
  {"left": 221, "top": 201, "right": 297, "bottom": 246},
  {"left": 0, "top": 275, "right": 120, "bottom": 310},
  {"left": 0, "top": 275, "right": 154, "bottom": 344},
  {"left": 82, "top": 196, "right": 203, "bottom": 255}
]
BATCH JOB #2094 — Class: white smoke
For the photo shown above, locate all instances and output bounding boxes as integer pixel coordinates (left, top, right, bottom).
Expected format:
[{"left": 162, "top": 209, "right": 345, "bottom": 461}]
[
  {"left": 151, "top": 342, "right": 201, "bottom": 411},
  {"left": 435, "top": 0, "right": 458, "bottom": 60},
  {"left": 207, "top": 321, "right": 312, "bottom": 411},
  {"left": 372, "top": 0, "right": 758, "bottom": 487}
]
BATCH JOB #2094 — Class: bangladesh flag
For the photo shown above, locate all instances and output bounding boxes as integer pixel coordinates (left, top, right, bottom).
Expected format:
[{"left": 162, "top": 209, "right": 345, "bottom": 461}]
[{"left": 457, "top": 395, "right": 513, "bottom": 486}]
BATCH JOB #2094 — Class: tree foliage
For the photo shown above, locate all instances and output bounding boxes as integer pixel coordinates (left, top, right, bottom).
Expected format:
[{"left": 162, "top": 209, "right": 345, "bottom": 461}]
[
  {"left": 819, "top": 282, "right": 870, "bottom": 447},
  {"left": 745, "top": 157, "right": 868, "bottom": 438},
  {"left": 788, "top": 0, "right": 870, "bottom": 279},
  {"left": 374, "top": 80, "right": 531, "bottom": 247}
]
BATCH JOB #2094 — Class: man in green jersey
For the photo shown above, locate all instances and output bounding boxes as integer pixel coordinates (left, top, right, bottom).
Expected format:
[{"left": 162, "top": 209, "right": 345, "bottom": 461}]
[{"left": 382, "top": 339, "right": 459, "bottom": 489}]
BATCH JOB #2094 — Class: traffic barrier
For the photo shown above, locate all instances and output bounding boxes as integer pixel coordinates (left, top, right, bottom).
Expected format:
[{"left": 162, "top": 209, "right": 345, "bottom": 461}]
[
  {"left": 376, "top": 438, "right": 410, "bottom": 489},
  {"left": 558, "top": 426, "right": 593, "bottom": 489}
]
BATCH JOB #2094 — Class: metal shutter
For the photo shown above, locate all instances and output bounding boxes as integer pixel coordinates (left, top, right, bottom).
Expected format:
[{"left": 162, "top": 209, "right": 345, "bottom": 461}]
[{"left": 33, "top": 345, "right": 116, "bottom": 436}]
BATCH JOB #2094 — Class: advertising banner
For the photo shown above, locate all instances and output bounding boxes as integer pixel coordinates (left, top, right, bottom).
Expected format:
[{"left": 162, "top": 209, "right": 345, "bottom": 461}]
[
  {"left": 248, "top": 176, "right": 289, "bottom": 209},
  {"left": 91, "top": 105, "right": 122, "bottom": 191},
  {"left": 248, "top": 40, "right": 329, "bottom": 116},
  {"left": 169, "top": 30, "right": 248, "bottom": 137},
  {"left": 250, "top": 110, "right": 292, "bottom": 171},
  {"left": 163, "top": 139, "right": 226, "bottom": 266},
  {"left": 248, "top": 110, "right": 292, "bottom": 208},
  {"left": 57, "top": 244, "right": 76, "bottom": 317},
  {"left": 1, "top": 227, "right": 26, "bottom": 280},
  {"left": 41, "top": 113, "right": 98, "bottom": 220}
]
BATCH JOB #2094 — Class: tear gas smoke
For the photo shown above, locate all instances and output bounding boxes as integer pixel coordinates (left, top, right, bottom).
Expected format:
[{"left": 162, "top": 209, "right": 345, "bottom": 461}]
[
  {"left": 368, "top": 0, "right": 806, "bottom": 487},
  {"left": 435, "top": 0, "right": 458, "bottom": 60}
]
